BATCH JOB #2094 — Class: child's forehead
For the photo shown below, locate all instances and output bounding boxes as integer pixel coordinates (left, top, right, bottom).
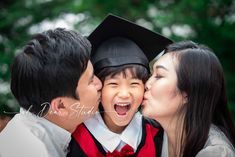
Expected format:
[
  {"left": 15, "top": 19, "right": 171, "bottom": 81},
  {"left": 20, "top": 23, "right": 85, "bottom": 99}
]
[{"left": 105, "top": 69, "right": 139, "bottom": 79}]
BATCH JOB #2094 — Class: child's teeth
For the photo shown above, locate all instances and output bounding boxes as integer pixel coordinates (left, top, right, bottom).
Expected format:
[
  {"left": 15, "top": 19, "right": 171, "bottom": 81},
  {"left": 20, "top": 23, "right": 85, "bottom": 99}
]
[{"left": 117, "top": 103, "right": 129, "bottom": 106}]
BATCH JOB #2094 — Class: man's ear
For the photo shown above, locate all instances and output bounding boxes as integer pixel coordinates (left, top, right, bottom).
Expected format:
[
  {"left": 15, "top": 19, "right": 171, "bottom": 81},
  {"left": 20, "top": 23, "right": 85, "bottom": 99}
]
[{"left": 50, "top": 97, "right": 68, "bottom": 117}]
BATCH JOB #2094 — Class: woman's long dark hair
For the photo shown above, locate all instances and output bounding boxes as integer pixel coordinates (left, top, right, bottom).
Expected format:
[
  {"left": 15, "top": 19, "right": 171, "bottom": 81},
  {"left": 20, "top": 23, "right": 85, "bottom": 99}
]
[{"left": 165, "top": 41, "right": 235, "bottom": 157}]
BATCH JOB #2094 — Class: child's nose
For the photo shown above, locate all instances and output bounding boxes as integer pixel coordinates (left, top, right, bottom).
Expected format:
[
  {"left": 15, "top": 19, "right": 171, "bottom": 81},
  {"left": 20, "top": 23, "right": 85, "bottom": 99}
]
[{"left": 117, "top": 88, "right": 131, "bottom": 98}]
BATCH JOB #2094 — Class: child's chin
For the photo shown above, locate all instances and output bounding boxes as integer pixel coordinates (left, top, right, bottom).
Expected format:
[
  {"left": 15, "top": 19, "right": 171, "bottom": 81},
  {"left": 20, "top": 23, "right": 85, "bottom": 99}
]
[
  {"left": 114, "top": 113, "right": 134, "bottom": 125},
  {"left": 115, "top": 120, "right": 131, "bottom": 127}
]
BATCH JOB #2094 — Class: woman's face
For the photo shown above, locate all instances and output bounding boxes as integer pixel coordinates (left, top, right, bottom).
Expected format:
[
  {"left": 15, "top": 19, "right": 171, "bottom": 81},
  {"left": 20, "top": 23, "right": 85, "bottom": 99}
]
[{"left": 142, "top": 53, "right": 187, "bottom": 122}]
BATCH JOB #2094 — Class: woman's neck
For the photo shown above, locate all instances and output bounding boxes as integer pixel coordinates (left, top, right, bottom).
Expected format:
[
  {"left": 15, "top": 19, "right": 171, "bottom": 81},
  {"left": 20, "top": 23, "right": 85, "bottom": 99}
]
[
  {"left": 167, "top": 128, "right": 179, "bottom": 157},
  {"left": 159, "top": 116, "right": 184, "bottom": 157}
]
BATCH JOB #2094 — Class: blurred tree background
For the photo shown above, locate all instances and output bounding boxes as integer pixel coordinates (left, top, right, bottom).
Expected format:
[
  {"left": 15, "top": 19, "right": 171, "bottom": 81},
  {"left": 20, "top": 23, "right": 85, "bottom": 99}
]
[{"left": 0, "top": 0, "right": 234, "bottom": 121}]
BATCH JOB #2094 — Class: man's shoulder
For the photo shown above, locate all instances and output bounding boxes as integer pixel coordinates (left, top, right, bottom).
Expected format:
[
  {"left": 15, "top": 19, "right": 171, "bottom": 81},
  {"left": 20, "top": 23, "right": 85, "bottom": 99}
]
[
  {"left": 0, "top": 114, "right": 50, "bottom": 157},
  {"left": 0, "top": 129, "right": 49, "bottom": 157}
]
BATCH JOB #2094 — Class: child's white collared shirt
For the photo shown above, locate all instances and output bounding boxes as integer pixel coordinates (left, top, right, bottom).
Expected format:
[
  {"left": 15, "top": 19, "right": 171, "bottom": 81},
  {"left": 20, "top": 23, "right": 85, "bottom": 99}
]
[{"left": 84, "top": 112, "right": 142, "bottom": 153}]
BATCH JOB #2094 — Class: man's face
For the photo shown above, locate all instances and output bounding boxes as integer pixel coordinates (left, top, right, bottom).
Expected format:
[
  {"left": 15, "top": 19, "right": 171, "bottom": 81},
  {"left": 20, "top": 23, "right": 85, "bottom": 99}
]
[
  {"left": 74, "top": 61, "right": 102, "bottom": 120},
  {"left": 51, "top": 60, "right": 102, "bottom": 132}
]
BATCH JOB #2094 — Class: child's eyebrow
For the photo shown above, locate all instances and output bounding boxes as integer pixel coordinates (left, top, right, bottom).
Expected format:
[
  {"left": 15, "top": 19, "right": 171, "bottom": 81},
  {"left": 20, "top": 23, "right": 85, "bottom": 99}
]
[
  {"left": 131, "top": 76, "right": 141, "bottom": 80},
  {"left": 107, "top": 75, "right": 141, "bottom": 80},
  {"left": 107, "top": 75, "right": 119, "bottom": 79}
]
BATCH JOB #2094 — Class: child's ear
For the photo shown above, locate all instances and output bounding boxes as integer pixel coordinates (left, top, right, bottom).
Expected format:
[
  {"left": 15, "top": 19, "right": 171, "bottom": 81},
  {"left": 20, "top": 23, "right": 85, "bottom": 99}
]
[{"left": 50, "top": 97, "right": 69, "bottom": 117}]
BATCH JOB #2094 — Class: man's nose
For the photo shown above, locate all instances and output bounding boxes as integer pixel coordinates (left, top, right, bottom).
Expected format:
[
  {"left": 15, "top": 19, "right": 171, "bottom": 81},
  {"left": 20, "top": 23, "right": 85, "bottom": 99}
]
[{"left": 94, "top": 75, "right": 102, "bottom": 90}]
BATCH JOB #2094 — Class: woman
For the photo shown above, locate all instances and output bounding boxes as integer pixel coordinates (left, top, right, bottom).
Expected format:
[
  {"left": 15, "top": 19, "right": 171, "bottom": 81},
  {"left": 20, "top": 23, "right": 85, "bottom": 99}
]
[{"left": 142, "top": 41, "right": 235, "bottom": 157}]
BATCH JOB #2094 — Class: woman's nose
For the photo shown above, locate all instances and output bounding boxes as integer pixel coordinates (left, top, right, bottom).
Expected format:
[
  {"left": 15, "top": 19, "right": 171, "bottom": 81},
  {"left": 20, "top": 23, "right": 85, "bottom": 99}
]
[{"left": 145, "top": 79, "right": 151, "bottom": 91}]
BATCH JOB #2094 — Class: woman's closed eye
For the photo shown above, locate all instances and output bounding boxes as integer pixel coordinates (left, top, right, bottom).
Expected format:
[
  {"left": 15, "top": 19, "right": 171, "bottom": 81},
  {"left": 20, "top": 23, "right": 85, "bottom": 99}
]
[{"left": 155, "top": 74, "right": 163, "bottom": 79}]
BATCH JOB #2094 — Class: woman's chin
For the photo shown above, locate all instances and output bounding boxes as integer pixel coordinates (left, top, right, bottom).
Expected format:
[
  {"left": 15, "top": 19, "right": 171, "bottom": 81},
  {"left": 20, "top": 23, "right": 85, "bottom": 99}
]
[{"left": 141, "top": 107, "right": 149, "bottom": 117}]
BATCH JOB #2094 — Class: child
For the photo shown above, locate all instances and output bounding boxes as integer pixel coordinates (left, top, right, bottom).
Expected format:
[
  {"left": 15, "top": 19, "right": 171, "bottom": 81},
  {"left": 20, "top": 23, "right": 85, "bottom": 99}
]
[{"left": 67, "top": 14, "right": 172, "bottom": 157}]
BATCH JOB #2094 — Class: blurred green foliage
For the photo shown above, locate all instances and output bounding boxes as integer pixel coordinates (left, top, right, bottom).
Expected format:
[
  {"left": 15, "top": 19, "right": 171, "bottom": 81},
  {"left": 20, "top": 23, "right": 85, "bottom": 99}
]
[{"left": 0, "top": 0, "right": 234, "bottom": 121}]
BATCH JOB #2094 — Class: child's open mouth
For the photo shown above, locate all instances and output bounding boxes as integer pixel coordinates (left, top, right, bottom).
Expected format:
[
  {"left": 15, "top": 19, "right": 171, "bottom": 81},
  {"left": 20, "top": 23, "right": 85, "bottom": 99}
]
[{"left": 114, "top": 103, "right": 131, "bottom": 116}]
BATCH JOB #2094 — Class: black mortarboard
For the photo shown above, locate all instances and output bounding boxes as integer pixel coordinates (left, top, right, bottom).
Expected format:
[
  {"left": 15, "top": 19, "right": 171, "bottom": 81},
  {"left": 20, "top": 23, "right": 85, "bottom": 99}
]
[{"left": 88, "top": 14, "right": 173, "bottom": 72}]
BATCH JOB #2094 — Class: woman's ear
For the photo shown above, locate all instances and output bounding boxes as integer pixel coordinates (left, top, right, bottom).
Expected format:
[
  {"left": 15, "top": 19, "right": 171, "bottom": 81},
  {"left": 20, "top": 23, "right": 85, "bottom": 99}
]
[{"left": 182, "top": 92, "right": 188, "bottom": 104}]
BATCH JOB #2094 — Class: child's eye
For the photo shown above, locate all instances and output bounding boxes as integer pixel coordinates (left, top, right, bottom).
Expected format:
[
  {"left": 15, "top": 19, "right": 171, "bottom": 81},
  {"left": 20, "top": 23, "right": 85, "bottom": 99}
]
[
  {"left": 131, "top": 82, "right": 140, "bottom": 85},
  {"left": 107, "top": 82, "right": 118, "bottom": 86}
]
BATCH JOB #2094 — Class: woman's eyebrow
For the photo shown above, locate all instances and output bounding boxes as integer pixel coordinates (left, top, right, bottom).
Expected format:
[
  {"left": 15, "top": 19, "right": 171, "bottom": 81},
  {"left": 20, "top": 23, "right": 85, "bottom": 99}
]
[{"left": 154, "top": 65, "right": 168, "bottom": 71}]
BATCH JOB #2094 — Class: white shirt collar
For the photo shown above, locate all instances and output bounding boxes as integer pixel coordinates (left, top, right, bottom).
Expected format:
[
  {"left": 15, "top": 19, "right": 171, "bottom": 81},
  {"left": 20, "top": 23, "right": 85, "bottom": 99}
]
[
  {"left": 84, "top": 112, "right": 142, "bottom": 152},
  {"left": 19, "top": 108, "right": 71, "bottom": 155}
]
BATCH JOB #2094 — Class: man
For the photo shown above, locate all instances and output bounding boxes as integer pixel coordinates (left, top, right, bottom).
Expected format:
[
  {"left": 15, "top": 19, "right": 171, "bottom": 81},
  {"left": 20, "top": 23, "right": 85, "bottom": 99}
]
[{"left": 0, "top": 28, "right": 102, "bottom": 157}]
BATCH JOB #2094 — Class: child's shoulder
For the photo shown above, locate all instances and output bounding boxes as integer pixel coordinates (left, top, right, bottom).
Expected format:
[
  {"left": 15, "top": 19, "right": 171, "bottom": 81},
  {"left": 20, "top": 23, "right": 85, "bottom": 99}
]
[{"left": 137, "top": 116, "right": 164, "bottom": 157}]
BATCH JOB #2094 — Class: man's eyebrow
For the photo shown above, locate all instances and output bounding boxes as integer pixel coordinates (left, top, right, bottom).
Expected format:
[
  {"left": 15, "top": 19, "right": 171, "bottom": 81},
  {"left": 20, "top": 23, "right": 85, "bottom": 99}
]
[{"left": 154, "top": 65, "right": 168, "bottom": 71}]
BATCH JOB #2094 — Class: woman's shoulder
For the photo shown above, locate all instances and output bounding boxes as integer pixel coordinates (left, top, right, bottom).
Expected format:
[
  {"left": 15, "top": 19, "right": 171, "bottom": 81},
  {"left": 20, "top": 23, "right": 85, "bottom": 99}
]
[{"left": 196, "top": 125, "right": 235, "bottom": 157}]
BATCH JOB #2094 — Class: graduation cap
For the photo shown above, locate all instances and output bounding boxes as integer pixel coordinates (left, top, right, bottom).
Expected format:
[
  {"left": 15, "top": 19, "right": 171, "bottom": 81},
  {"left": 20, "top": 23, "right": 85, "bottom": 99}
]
[{"left": 88, "top": 14, "right": 173, "bottom": 72}]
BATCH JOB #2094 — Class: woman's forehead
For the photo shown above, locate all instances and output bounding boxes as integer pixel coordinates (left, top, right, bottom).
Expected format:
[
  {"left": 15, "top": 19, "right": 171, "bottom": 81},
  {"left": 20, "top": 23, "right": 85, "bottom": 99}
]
[{"left": 153, "top": 53, "right": 178, "bottom": 70}]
